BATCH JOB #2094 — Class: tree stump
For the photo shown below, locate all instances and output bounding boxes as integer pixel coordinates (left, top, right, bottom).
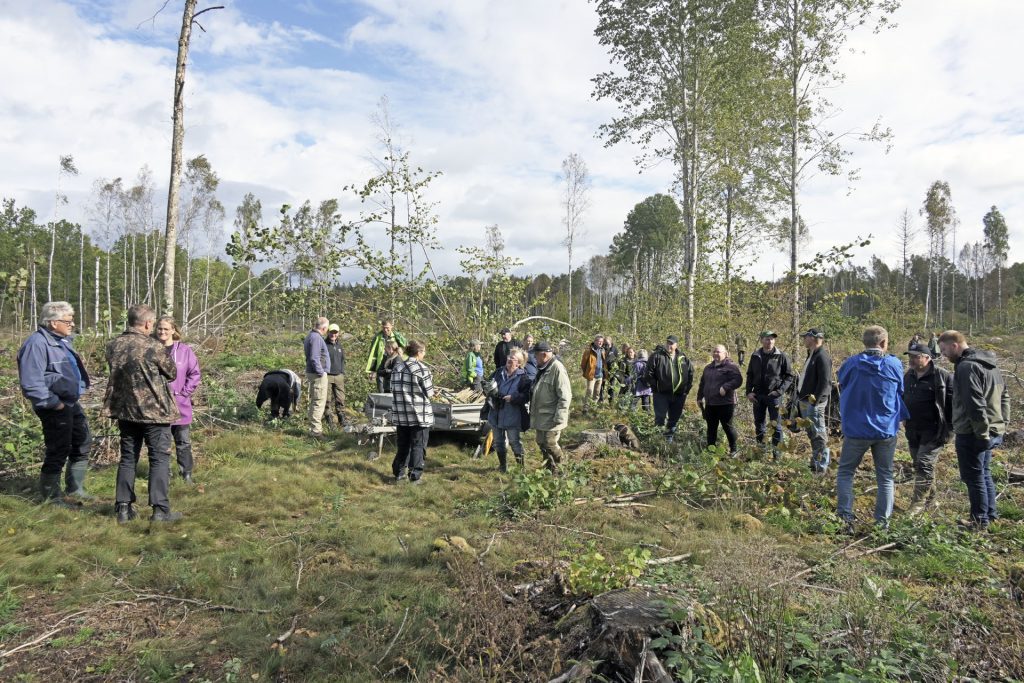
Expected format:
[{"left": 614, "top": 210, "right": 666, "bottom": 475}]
[{"left": 580, "top": 429, "right": 621, "bottom": 448}]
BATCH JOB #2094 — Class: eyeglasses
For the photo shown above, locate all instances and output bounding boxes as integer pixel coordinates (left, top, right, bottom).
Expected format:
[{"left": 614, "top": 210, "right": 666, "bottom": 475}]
[{"left": 55, "top": 319, "right": 75, "bottom": 326}]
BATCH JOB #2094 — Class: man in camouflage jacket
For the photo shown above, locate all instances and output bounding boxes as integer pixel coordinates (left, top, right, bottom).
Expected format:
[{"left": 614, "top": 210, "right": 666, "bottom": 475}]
[{"left": 104, "top": 304, "right": 183, "bottom": 523}]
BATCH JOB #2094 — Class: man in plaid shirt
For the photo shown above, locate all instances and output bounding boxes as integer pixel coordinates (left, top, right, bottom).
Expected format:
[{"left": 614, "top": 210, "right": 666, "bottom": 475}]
[{"left": 390, "top": 339, "right": 434, "bottom": 483}]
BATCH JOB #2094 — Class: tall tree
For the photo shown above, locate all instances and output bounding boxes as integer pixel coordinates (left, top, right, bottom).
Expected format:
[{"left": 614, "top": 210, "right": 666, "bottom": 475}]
[
  {"left": 162, "top": 0, "right": 222, "bottom": 316},
  {"left": 560, "top": 153, "right": 590, "bottom": 329},
  {"left": 921, "top": 180, "right": 955, "bottom": 330},
  {"left": 764, "top": 0, "right": 898, "bottom": 337},
  {"left": 49, "top": 155, "right": 79, "bottom": 301},
  {"left": 894, "top": 208, "right": 915, "bottom": 304},
  {"left": 983, "top": 205, "right": 1009, "bottom": 326}
]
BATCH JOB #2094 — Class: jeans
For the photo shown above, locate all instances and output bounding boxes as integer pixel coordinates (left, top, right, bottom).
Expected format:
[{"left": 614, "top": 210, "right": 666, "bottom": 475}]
[
  {"left": 306, "top": 372, "right": 328, "bottom": 434},
  {"left": 955, "top": 433, "right": 1001, "bottom": 523},
  {"left": 704, "top": 404, "right": 737, "bottom": 452},
  {"left": 752, "top": 394, "right": 783, "bottom": 446},
  {"left": 116, "top": 421, "right": 173, "bottom": 512},
  {"left": 632, "top": 394, "right": 652, "bottom": 411},
  {"left": 799, "top": 398, "right": 830, "bottom": 471},
  {"left": 653, "top": 392, "right": 685, "bottom": 436},
  {"left": 35, "top": 402, "right": 91, "bottom": 482},
  {"left": 393, "top": 425, "right": 429, "bottom": 480},
  {"left": 905, "top": 426, "right": 943, "bottom": 502},
  {"left": 535, "top": 429, "right": 564, "bottom": 472},
  {"left": 836, "top": 435, "right": 897, "bottom": 524},
  {"left": 493, "top": 426, "right": 523, "bottom": 467},
  {"left": 171, "top": 424, "right": 193, "bottom": 475}
]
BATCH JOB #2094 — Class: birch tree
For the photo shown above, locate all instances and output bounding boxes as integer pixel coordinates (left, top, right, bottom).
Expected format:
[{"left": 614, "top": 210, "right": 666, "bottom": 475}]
[
  {"left": 560, "top": 153, "right": 590, "bottom": 328},
  {"left": 983, "top": 205, "right": 1009, "bottom": 326}
]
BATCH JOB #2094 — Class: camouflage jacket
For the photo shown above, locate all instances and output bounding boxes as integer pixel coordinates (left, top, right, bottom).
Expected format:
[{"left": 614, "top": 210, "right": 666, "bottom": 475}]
[{"left": 104, "top": 329, "right": 181, "bottom": 424}]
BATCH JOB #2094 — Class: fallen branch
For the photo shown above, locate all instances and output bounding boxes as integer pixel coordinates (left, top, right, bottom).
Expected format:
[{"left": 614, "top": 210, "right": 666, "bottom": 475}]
[
  {"left": 117, "top": 592, "right": 272, "bottom": 614},
  {"left": 375, "top": 607, "right": 410, "bottom": 666},
  {"left": 605, "top": 502, "right": 654, "bottom": 508},
  {"left": 845, "top": 542, "right": 897, "bottom": 560},
  {"left": 0, "top": 609, "right": 90, "bottom": 658},
  {"left": 646, "top": 553, "right": 691, "bottom": 567},
  {"left": 275, "top": 615, "right": 300, "bottom": 645}
]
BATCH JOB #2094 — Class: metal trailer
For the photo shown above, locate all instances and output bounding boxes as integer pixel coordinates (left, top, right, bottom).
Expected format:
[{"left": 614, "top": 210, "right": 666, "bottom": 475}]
[{"left": 359, "top": 393, "right": 486, "bottom": 458}]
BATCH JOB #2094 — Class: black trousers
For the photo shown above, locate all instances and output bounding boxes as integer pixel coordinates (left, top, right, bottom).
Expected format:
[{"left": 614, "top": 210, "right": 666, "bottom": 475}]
[
  {"left": 393, "top": 425, "right": 429, "bottom": 481},
  {"left": 35, "top": 402, "right": 91, "bottom": 477},
  {"left": 705, "top": 403, "right": 738, "bottom": 451},
  {"left": 653, "top": 392, "right": 685, "bottom": 435},
  {"left": 171, "top": 424, "right": 193, "bottom": 475},
  {"left": 116, "top": 421, "right": 173, "bottom": 512}
]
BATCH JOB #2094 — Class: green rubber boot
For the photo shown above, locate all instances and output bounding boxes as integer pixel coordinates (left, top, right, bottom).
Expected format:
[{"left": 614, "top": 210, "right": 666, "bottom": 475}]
[
  {"left": 40, "top": 472, "right": 76, "bottom": 509},
  {"left": 65, "top": 459, "right": 94, "bottom": 500}
]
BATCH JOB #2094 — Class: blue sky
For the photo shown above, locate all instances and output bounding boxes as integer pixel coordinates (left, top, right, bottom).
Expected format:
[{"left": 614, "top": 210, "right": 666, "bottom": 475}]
[{"left": 2, "top": 0, "right": 1023, "bottom": 281}]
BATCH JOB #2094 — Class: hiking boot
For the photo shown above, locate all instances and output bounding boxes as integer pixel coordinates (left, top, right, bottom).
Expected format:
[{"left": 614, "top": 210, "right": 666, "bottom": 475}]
[
  {"left": 771, "top": 446, "right": 781, "bottom": 462},
  {"left": 150, "top": 510, "right": 184, "bottom": 523},
  {"left": 116, "top": 503, "right": 138, "bottom": 524},
  {"left": 957, "top": 518, "right": 989, "bottom": 532},
  {"left": 181, "top": 472, "right": 195, "bottom": 485},
  {"left": 395, "top": 473, "right": 407, "bottom": 483},
  {"left": 840, "top": 518, "right": 857, "bottom": 536},
  {"left": 410, "top": 478, "right": 423, "bottom": 486}
]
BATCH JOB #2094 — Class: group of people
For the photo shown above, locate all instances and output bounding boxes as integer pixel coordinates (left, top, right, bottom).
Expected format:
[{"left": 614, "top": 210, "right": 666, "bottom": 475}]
[
  {"left": 18, "top": 307, "right": 1011, "bottom": 532},
  {"left": 17, "top": 301, "right": 202, "bottom": 523}
]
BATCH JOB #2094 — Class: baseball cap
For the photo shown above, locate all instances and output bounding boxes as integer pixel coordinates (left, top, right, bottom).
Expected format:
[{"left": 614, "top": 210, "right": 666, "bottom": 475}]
[
  {"left": 759, "top": 330, "right": 778, "bottom": 339},
  {"left": 534, "top": 340, "right": 553, "bottom": 352},
  {"left": 801, "top": 328, "right": 825, "bottom": 339},
  {"left": 499, "top": 327, "right": 512, "bottom": 334},
  {"left": 327, "top": 323, "right": 340, "bottom": 333},
  {"left": 666, "top": 335, "right": 679, "bottom": 344},
  {"left": 905, "top": 342, "right": 931, "bottom": 356}
]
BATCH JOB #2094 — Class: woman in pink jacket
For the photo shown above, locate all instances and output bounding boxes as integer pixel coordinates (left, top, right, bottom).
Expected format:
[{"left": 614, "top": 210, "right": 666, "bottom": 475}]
[{"left": 155, "top": 317, "right": 202, "bottom": 483}]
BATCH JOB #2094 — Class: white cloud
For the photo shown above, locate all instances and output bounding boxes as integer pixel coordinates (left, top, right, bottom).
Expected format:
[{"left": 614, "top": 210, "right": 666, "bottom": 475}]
[{"left": 1, "top": 0, "right": 1022, "bottom": 286}]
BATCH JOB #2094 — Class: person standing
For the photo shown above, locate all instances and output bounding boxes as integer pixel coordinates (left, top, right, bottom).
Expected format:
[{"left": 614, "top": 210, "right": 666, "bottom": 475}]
[
  {"left": 797, "top": 329, "right": 833, "bottom": 474},
  {"left": 304, "top": 317, "right": 330, "bottom": 438},
  {"left": 697, "top": 345, "right": 744, "bottom": 456},
  {"left": 17, "top": 301, "right": 92, "bottom": 506},
  {"left": 522, "top": 333, "right": 539, "bottom": 381},
  {"left": 580, "top": 334, "right": 607, "bottom": 412},
  {"left": 631, "top": 349, "right": 653, "bottom": 411},
  {"left": 391, "top": 340, "right": 434, "bottom": 484},
  {"left": 603, "top": 336, "right": 620, "bottom": 404},
  {"left": 105, "top": 304, "right": 182, "bottom": 523},
  {"left": 939, "top": 330, "right": 1011, "bottom": 531},
  {"left": 902, "top": 342, "right": 953, "bottom": 514},
  {"left": 378, "top": 341, "right": 402, "bottom": 394},
  {"left": 745, "top": 331, "right": 794, "bottom": 460},
  {"left": 835, "top": 326, "right": 909, "bottom": 531},
  {"left": 325, "top": 323, "right": 346, "bottom": 428},
  {"left": 462, "top": 339, "right": 485, "bottom": 391},
  {"left": 645, "top": 335, "right": 694, "bottom": 442},
  {"left": 493, "top": 327, "right": 518, "bottom": 372},
  {"left": 365, "top": 320, "right": 407, "bottom": 393},
  {"left": 530, "top": 341, "right": 572, "bottom": 472},
  {"left": 487, "top": 349, "right": 532, "bottom": 472},
  {"left": 155, "top": 317, "right": 201, "bottom": 484},
  {"left": 735, "top": 333, "right": 748, "bottom": 367}
]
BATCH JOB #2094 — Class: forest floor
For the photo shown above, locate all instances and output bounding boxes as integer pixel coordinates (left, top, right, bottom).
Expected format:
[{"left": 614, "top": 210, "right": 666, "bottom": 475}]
[{"left": 2, "top": 332, "right": 1024, "bottom": 682}]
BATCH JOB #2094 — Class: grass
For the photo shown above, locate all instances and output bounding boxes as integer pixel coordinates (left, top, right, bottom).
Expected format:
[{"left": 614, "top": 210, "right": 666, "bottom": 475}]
[{"left": 1, "top": 334, "right": 1024, "bottom": 680}]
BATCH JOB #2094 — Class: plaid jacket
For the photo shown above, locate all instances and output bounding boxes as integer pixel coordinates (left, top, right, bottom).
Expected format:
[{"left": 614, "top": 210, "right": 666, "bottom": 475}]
[{"left": 391, "top": 358, "right": 435, "bottom": 426}]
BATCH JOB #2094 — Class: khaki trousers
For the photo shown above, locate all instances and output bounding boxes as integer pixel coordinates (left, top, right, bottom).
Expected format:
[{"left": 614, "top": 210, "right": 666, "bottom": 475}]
[
  {"left": 306, "top": 372, "right": 329, "bottom": 434},
  {"left": 535, "top": 429, "right": 564, "bottom": 472}
]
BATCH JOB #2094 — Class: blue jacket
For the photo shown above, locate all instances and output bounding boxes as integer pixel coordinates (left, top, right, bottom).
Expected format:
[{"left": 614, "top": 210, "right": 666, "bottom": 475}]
[
  {"left": 487, "top": 367, "right": 532, "bottom": 430},
  {"left": 17, "top": 326, "right": 91, "bottom": 410},
  {"left": 837, "top": 349, "right": 909, "bottom": 439},
  {"left": 304, "top": 330, "right": 329, "bottom": 375}
]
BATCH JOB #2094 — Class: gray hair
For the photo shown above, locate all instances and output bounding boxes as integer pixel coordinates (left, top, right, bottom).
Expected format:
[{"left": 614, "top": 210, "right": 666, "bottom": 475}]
[
  {"left": 127, "top": 304, "right": 156, "bottom": 328},
  {"left": 638, "top": 349, "right": 648, "bottom": 360},
  {"left": 40, "top": 301, "right": 74, "bottom": 327},
  {"left": 862, "top": 325, "right": 888, "bottom": 348},
  {"left": 314, "top": 316, "right": 329, "bottom": 331}
]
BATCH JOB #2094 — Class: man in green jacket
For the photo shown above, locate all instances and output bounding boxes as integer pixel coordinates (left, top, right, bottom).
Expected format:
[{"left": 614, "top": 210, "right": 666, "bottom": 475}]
[
  {"left": 530, "top": 341, "right": 572, "bottom": 472},
  {"left": 365, "top": 320, "right": 407, "bottom": 393},
  {"left": 463, "top": 340, "right": 484, "bottom": 391}
]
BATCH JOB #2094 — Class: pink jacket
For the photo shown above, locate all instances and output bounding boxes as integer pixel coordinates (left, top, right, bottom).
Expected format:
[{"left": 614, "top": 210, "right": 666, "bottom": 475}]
[{"left": 167, "top": 342, "right": 201, "bottom": 426}]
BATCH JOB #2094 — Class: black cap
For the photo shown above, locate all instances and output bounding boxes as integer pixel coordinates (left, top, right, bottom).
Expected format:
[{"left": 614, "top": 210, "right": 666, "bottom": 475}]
[
  {"left": 905, "top": 342, "right": 931, "bottom": 356},
  {"left": 499, "top": 327, "right": 512, "bottom": 334},
  {"left": 534, "top": 340, "right": 553, "bottom": 352},
  {"left": 801, "top": 328, "right": 825, "bottom": 339},
  {"left": 666, "top": 335, "right": 679, "bottom": 344}
]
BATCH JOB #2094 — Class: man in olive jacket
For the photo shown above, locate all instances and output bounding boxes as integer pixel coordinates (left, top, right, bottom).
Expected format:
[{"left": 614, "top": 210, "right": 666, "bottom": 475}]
[
  {"left": 530, "top": 341, "right": 572, "bottom": 472},
  {"left": 939, "top": 330, "right": 1011, "bottom": 530},
  {"left": 105, "top": 304, "right": 182, "bottom": 524}
]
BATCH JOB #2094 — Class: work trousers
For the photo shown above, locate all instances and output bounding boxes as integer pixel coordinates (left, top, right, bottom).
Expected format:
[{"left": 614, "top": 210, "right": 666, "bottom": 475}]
[{"left": 116, "top": 421, "right": 173, "bottom": 513}]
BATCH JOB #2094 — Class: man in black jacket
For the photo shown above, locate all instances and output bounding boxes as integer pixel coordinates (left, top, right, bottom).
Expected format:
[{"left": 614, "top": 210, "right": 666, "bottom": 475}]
[
  {"left": 797, "top": 328, "right": 833, "bottom": 474},
  {"left": 903, "top": 342, "right": 952, "bottom": 514},
  {"left": 645, "top": 335, "right": 694, "bottom": 442},
  {"left": 325, "top": 324, "right": 346, "bottom": 427},
  {"left": 745, "top": 330, "right": 794, "bottom": 460},
  {"left": 493, "top": 327, "right": 518, "bottom": 372}
]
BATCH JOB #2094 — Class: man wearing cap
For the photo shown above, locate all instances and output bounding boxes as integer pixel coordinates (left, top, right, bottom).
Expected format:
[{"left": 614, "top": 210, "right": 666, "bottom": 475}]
[
  {"left": 645, "top": 335, "right": 694, "bottom": 442},
  {"left": 902, "top": 342, "right": 952, "bottom": 514},
  {"left": 365, "top": 320, "right": 407, "bottom": 393},
  {"left": 580, "top": 334, "right": 607, "bottom": 412},
  {"left": 304, "top": 316, "right": 330, "bottom": 437},
  {"left": 836, "top": 326, "right": 909, "bottom": 531},
  {"left": 797, "top": 328, "right": 833, "bottom": 474},
  {"left": 493, "top": 327, "right": 518, "bottom": 372},
  {"left": 745, "top": 330, "right": 794, "bottom": 459},
  {"left": 939, "top": 330, "right": 1010, "bottom": 531},
  {"left": 325, "top": 324, "right": 346, "bottom": 428},
  {"left": 530, "top": 341, "right": 572, "bottom": 472},
  {"left": 463, "top": 339, "right": 484, "bottom": 391}
]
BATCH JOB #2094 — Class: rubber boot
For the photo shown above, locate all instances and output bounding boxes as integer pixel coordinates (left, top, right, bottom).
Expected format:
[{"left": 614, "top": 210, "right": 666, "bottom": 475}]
[
  {"left": 497, "top": 451, "right": 508, "bottom": 474},
  {"left": 40, "top": 472, "right": 76, "bottom": 509},
  {"left": 116, "top": 502, "right": 138, "bottom": 524},
  {"left": 65, "top": 460, "right": 94, "bottom": 500}
]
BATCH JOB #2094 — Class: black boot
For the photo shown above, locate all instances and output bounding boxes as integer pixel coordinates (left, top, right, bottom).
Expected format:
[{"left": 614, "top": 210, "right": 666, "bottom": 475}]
[
  {"left": 180, "top": 470, "right": 194, "bottom": 485},
  {"left": 150, "top": 509, "right": 184, "bottom": 523},
  {"left": 497, "top": 452, "right": 507, "bottom": 473},
  {"left": 116, "top": 503, "right": 138, "bottom": 524}
]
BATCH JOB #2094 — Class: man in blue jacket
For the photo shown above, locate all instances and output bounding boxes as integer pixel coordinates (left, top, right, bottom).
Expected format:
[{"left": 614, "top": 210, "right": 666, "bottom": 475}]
[
  {"left": 17, "top": 301, "right": 92, "bottom": 506},
  {"left": 836, "top": 325, "right": 909, "bottom": 531}
]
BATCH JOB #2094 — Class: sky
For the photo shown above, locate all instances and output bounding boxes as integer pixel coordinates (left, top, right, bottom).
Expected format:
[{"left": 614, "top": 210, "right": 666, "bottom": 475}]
[{"left": 1, "top": 0, "right": 1023, "bottom": 282}]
